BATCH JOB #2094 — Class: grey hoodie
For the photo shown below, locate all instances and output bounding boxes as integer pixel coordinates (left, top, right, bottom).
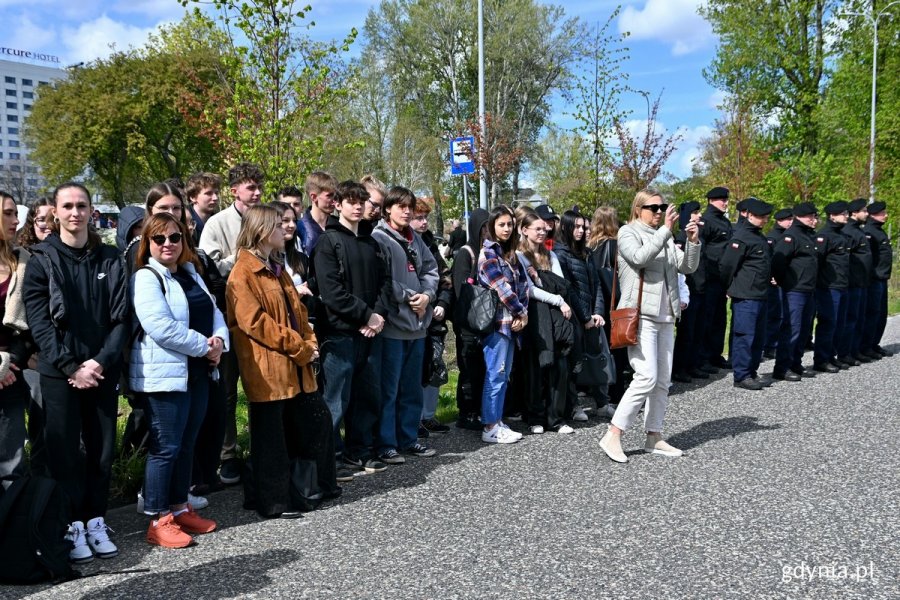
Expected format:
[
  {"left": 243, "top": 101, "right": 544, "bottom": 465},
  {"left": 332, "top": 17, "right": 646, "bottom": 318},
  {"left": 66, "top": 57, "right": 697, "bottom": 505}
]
[{"left": 372, "top": 221, "right": 439, "bottom": 340}]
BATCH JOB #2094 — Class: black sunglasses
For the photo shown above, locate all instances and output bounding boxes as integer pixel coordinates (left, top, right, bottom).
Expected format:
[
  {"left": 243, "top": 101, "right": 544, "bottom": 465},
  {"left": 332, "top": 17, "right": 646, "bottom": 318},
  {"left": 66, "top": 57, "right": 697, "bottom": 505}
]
[
  {"left": 150, "top": 232, "right": 183, "bottom": 246},
  {"left": 641, "top": 204, "right": 669, "bottom": 213}
]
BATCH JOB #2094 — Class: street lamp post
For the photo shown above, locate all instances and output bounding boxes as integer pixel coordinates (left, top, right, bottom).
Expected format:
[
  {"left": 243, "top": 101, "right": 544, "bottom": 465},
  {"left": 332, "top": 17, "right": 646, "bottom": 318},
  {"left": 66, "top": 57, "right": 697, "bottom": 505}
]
[
  {"left": 845, "top": 1, "right": 900, "bottom": 203},
  {"left": 477, "top": 0, "right": 487, "bottom": 209}
]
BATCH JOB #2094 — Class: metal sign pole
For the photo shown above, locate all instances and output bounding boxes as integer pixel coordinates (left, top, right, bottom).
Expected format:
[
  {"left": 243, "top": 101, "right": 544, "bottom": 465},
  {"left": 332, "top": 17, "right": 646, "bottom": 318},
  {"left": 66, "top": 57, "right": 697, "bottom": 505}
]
[{"left": 463, "top": 174, "right": 469, "bottom": 241}]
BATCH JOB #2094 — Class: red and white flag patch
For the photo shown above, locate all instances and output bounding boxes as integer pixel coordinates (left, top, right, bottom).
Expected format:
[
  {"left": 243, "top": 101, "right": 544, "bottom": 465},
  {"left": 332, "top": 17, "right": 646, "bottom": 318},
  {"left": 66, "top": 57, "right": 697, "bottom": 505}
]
[{"left": 784, "top": 236, "right": 792, "bottom": 243}]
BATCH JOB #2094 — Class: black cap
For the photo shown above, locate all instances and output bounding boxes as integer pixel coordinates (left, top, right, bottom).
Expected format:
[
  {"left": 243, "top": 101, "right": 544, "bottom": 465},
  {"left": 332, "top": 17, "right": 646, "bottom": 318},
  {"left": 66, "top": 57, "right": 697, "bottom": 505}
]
[
  {"left": 793, "top": 202, "right": 818, "bottom": 217},
  {"left": 774, "top": 208, "right": 793, "bottom": 221},
  {"left": 824, "top": 201, "right": 849, "bottom": 215},
  {"left": 679, "top": 201, "right": 700, "bottom": 214},
  {"left": 535, "top": 204, "right": 558, "bottom": 221},
  {"left": 868, "top": 201, "right": 886, "bottom": 214},
  {"left": 848, "top": 198, "right": 868, "bottom": 213},
  {"left": 744, "top": 197, "right": 773, "bottom": 216},
  {"left": 706, "top": 186, "right": 730, "bottom": 200},
  {"left": 736, "top": 198, "right": 749, "bottom": 212}
]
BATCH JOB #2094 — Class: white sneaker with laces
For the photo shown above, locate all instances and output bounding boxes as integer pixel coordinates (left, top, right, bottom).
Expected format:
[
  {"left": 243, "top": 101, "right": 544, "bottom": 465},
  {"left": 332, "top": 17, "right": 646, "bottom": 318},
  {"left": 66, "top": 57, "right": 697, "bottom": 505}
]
[
  {"left": 65, "top": 521, "right": 93, "bottom": 563},
  {"left": 189, "top": 493, "right": 209, "bottom": 510},
  {"left": 601, "top": 404, "right": 617, "bottom": 418},
  {"left": 499, "top": 421, "right": 523, "bottom": 440},
  {"left": 572, "top": 407, "right": 589, "bottom": 422},
  {"left": 482, "top": 424, "right": 518, "bottom": 444},
  {"left": 85, "top": 516, "right": 118, "bottom": 559},
  {"left": 556, "top": 424, "right": 575, "bottom": 434},
  {"left": 529, "top": 425, "right": 545, "bottom": 434}
]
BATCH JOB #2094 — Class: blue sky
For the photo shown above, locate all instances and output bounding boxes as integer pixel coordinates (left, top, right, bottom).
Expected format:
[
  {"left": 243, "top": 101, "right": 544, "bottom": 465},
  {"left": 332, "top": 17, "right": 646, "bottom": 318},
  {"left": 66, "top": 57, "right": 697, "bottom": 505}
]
[{"left": 1, "top": 0, "right": 721, "bottom": 179}]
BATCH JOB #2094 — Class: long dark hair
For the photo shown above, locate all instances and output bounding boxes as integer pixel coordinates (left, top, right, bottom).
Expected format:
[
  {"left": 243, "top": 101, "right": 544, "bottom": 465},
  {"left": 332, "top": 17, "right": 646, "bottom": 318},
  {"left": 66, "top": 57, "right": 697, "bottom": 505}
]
[
  {"left": 484, "top": 204, "right": 518, "bottom": 265},
  {"left": 17, "top": 196, "right": 52, "bottom": 248},
  {"left": 271, "top": 200, "right": 307, "bottom": 278},
  {"left": 559, "top": 209, "right": 587, "bottom": 259}
]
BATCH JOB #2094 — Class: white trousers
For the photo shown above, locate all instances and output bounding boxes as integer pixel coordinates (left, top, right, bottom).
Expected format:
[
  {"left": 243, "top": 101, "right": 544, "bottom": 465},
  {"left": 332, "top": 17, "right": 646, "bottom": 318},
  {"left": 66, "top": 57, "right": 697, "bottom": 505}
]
[{"left": 611, "top": 317, "right": 674, "bottom": 433}]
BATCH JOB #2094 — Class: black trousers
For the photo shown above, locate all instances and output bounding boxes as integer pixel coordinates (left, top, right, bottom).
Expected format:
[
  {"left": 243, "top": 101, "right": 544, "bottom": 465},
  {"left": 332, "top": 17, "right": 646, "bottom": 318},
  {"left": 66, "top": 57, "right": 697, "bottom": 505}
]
[
  {"left": 192, "top": 375, "right": 227, "bottom": 489},
  {"left": 41, "top": 374, "right": 118, "bottom": 522},
  {"left": 454, "top": 328, "right": 485, "bottom": 420},
  {"left": 673, "top": 292, "right": 704, "bottom": 373},
  {"left": 248, "top": 392, "right": 337, "bottom": 517},
  {"left": 219, "top": 349, "right": 241, "bottom": 461}
]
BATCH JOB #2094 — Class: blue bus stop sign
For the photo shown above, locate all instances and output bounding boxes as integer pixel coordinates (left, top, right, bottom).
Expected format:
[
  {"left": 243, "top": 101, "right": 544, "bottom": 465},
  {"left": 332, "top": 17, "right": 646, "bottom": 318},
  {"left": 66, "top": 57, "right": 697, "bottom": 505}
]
[{"left": 450, "top": 136, "right": 475, "bottom": 175}]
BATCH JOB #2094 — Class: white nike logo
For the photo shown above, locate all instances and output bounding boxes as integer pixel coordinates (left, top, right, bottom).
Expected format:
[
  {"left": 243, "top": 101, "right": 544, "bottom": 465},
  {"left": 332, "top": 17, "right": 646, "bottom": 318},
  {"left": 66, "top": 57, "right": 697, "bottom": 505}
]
[{"left": 97, "top": 273, "right": 107, "bottom": 280}]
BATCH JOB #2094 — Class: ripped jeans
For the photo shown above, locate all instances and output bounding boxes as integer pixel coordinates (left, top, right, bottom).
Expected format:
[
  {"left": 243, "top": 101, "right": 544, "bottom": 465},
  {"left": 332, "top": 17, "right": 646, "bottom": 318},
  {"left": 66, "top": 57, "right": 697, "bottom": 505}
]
[{"left": 481, "top": 331, "right": 515, "bottom": 426}]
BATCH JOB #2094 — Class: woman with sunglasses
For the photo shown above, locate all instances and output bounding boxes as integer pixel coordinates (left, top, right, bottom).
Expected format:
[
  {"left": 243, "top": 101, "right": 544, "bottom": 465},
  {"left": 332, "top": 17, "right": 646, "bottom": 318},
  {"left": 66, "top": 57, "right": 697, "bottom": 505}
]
[
  {"left": 130, "top": 213, "right": 226, "bottom": 547},
  {"left": 227, "top": 205, "right": 338, "bottom": 518},
  {"left": 599, "top": 189, "right": 700, "bottom": 464}
]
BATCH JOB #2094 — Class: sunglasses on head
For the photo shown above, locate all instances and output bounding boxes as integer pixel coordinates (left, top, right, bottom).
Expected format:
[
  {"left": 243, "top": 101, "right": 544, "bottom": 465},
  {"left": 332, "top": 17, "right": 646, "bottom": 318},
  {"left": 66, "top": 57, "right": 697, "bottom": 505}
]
[
  {"left": 150, "top": 232, "right": 183, "bottom": 246},
  {"left": 641, "top": 204, "right": 668, "bottom": 213}
]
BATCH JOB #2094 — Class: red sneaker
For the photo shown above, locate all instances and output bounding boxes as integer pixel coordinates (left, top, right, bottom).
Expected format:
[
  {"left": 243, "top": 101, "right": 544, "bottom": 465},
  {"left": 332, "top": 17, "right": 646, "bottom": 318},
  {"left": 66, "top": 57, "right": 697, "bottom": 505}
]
[
  {"left": 147, "top": 514, "right": 193, "bottom": 548},
  {"left": 174, "top": 506, "right": 217, "bottom": 534}
]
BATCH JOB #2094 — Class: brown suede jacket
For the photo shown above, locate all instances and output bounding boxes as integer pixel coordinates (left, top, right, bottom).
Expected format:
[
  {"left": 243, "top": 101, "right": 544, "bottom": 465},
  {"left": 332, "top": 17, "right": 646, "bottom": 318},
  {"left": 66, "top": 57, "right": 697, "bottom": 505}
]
[{"left": 226, "top": 249, "right": 318, "bottom": 401}]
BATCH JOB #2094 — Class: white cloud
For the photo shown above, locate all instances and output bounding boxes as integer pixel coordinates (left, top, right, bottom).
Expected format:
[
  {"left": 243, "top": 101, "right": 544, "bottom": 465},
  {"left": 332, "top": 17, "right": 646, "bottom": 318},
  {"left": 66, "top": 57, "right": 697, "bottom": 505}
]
[
  {"left": 707, "top": 89, "right": 728, "bottom": 109},
  {"left": 61, "top": 15, "right": 161, "bottom": 63},
  {"left": 618, "top": 0, "right": 713, "bottom": 56},
  {"left": 112, "top": 0, "right": 189, "bottom": 21},
  {"left": 5, "top": 15, "right": 56, "bottom": 52}
]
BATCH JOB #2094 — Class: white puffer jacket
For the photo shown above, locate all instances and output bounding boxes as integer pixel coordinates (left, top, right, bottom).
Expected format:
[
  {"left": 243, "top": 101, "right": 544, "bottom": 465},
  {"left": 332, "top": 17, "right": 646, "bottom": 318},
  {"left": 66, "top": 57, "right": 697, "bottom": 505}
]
[{"left": 616, "top": 221, "right": 700, "bottom": 320}]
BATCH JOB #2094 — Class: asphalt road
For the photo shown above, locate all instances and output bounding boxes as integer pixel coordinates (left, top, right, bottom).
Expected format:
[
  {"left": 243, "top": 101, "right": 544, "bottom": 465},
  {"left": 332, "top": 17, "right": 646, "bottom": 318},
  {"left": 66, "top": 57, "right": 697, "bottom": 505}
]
[{"left": 5, "top": 318, "right": 900, "bottom": 600}]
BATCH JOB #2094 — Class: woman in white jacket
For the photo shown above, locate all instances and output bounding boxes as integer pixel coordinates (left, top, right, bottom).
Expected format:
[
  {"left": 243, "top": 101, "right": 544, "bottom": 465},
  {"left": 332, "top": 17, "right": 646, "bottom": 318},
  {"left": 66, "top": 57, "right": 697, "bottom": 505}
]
[
  {"left": 130, "top": 213, "right": 228, "bottom": 547},
  {"left": 599, "top": 188, "right": 700, "bottom": 463}
]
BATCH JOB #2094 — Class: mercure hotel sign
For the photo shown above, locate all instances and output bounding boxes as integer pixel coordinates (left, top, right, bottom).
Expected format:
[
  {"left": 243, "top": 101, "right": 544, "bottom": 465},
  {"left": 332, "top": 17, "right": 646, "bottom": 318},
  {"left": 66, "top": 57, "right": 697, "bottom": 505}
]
[{"left": 1, "top": 47, "right": 61, "bottom": 64}]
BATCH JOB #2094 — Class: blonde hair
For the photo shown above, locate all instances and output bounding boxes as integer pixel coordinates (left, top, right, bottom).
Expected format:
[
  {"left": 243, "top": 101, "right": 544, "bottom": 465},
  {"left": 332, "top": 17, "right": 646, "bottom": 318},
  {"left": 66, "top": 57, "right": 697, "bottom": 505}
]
[
  {"left": 588, "top": 205, "right": 620, "bottom": 248},
  {"left": 517, "top": 211, "right": 550, "bottom": 271},
  {"left": 629, "top": 188, "right": 664, "bottom": 222},
  {"left": 236, "top": 205, "right": 280, "bottom": 253},
  {"left": 360, "top": 174, "right": 387, "bottom": 197},
  {"left": 305, "top": 171, "right": 337, "bottom": 196}
]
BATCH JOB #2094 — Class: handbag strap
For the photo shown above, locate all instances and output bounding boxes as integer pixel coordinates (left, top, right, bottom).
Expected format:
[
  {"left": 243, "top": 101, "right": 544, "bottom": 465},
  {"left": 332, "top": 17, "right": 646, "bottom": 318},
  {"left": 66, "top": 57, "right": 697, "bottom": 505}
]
[{"left": 611, "top": 258, "right": 643, "bottom": 310}]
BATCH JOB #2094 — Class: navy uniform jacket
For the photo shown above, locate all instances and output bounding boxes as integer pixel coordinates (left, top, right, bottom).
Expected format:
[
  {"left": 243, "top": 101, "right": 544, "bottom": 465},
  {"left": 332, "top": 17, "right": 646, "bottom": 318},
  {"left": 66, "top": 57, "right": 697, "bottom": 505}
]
[
  {"left": 699, "top": 205, "right": 733, "bottom": 285},
  {"left": 864, "top": 220, "right": 893, "bottom": 281},
  {"left": 675, "top": 231, "right": 707, "bottom": 295},
  {"left": 842, "top": 220, "right": 872, "bottom": 289},
  {"left": 814, "top": 220, "right": 849, "bottom": 290},
  {"left": 771, "top": 222, "right": 818, "bottom": 293},
  {"left": 719, "top": 220, "right": 771, "bottom": 300}
]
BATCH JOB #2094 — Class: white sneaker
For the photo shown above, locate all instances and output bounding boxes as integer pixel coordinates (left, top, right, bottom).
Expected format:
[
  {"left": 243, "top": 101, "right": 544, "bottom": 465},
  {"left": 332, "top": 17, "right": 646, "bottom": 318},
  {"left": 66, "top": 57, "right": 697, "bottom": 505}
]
[
  {"left": 189, "top": 493, "right": 209, "bottom": 510},
  {"left": 85, "top": 517, "right": 118, "bottom": 559},
  {"left": 482, "top": 424, "right": 518, "bottom": 444},
  {"left": 499, "top": 421, "right": 523, "bottom": 440},
  {"left": 136, "top": 491, "right": 144, "bottom": 514},
  {"left": 529, "top": 425, "right": 545, "bottom": 434},
  {"left": 601, "top": 404, "right": 617, "bottom": 419},
  {"left": 65, "top": 521, "right": 93, "bottom": 563},
  {"left": 556, "top": 424, "right": 575, "bottom": 434},
  {"left": 572, "top": 408, "right": 588, "bottom": 422}
]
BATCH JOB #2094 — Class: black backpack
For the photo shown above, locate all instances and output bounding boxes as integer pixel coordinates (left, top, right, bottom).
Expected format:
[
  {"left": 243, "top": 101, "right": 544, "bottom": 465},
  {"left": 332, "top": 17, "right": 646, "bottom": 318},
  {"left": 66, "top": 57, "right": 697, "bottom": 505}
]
[{"left": 0, "top": 475, "right": 78, "bottom": 584}]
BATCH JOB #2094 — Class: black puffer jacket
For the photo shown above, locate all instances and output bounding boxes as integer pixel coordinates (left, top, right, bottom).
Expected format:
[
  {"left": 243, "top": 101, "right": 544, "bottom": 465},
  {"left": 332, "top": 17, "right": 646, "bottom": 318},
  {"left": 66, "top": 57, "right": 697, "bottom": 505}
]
[
  {"left": 554, "top": 241, "right": 602, "bottom": 326},
  {"left": 23, "top": 233, "right": 130, "bottom": 378}
]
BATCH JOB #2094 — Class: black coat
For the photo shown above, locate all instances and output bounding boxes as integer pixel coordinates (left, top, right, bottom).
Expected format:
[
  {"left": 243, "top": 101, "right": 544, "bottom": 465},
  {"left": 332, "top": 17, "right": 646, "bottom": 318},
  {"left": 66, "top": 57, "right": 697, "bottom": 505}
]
[
  {"left": 865, "top": 220, "right": 893, "bottom": 281},
  {"left": 312, "top": 218, "right": 390, "bottom": 335},
  {"left": 815, "top": 220, "right": 849, "bottom": 290},
  {"left": 526, "top": 269, "right": 575, "bottom": 368},
  {"left": 771, "top": 222, "right": 818, "bottom": 293},
  {"left": 699, "top": 205, "right": 734, "bottom": 284},
  {"left": 842, "top": 220, "right": 873, "bottom": 288},
  {"left": 719, "top": 220, "right": 771, "bottom": 300},
  {"left": 23, "top": 234, "right": 130, "bottom": 378},
  {"left": 588, "top": 240, "right": 619, "bottom": 319},
  {"left": 675, "top": 231, "right": 707, "bottom": 294},
  {"left": 554, "top": 241, "right": 603, "bottom": 326}
]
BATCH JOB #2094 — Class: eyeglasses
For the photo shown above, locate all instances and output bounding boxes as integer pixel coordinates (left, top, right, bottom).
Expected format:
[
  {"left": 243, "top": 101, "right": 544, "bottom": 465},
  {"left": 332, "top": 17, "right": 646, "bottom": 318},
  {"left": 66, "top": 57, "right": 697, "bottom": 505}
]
[
  {"left": 641, "top": 204, "right": 669, "bottom": 213},
  {"left": 367, "top": 199, "right": 382, "bottom": 209},
  {"left": 150, "top": 232, "right": 183, "bottom": 246}
]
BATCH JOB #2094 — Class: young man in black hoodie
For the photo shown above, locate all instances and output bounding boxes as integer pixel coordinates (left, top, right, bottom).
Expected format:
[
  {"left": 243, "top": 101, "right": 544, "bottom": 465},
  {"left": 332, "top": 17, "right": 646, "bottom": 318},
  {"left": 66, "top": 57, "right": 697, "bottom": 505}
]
[{"left": 314, "top": 181, "right": 391, "bottom": 477}]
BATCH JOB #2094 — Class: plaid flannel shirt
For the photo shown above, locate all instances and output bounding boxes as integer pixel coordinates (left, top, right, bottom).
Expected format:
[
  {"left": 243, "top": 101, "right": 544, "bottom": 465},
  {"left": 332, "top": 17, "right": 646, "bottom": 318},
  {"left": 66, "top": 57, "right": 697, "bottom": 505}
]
[{"left": 478, "top": 240, "right": 530, "bottom": 338}]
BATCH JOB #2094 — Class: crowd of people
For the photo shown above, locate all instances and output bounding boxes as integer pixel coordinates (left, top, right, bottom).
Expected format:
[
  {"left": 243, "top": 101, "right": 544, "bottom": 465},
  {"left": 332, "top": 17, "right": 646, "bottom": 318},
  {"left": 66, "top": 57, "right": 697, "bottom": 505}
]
[{"left": 0, "top": 168, "right": 893, "bottom": 563}]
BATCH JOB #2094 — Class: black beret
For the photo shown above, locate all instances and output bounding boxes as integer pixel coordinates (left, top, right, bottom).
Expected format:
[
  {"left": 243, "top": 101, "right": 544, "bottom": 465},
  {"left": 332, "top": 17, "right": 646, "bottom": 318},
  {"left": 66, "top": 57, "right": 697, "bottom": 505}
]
[
  {"left": 680, "top": 201, "right": 700, "bottom": 214},
  {"left": 824, "top": 201, "right": 849, "bottom": 215},
  {"left": 534, "top": 204, "right": 558, "bottom": 221},
  {"left": 868, "top": 201, "right": 886, "bottom": 214},
  {"left": 793, "top": 202, "right": 818, "bottom": 217},
  {"left": 736, "top": 198, "right": 749, "bottom": 212},
  {"left": 848, "top": 198, "right": 868, "bottom": 213},
  {"left": 774, "top": 208, "right": 793, "bottom": 221},
  {"left": 744, "top": 198, "right": 773, "bottom": 216},
  {"left": 706, "top": 186, "right": 730, "bottom": 200}
]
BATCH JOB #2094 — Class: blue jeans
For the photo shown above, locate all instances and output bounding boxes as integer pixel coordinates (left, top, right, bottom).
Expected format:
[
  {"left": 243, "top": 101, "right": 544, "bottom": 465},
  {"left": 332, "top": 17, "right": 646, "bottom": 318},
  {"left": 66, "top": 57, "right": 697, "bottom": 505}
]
[
  {"left": 330, "top": 335, "right": 381, "bottom": 462},
  {"left": 731, "top": 298, "right": 766, "bottom": 382},
  {"left": 143, "top": 372, "right": 209, "bottom": 514},
  {"left": 814, "top": 288, "right": 847, "bottom": 364},
  {"left": 775, "top": 290, "right": 815, "bottom": 374},
  {"left": 377, "top": 338, "right": 425, "bottom": 453},
  {"left": 481, "top": 331, "right": 515, "bottom": 426},
  {"left": 320, "top": 333, "right": 372, "bottom": 455}
]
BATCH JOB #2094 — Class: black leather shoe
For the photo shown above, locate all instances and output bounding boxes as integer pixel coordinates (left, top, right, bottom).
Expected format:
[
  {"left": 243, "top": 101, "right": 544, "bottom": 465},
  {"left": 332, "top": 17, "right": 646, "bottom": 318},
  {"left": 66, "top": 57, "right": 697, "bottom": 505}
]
[
  {"left": 813, "top": 363, "right": 839, "bottom": 374},
  {"left": 839, "top": 355, "right": 861, "bottom": 367},
  {"left": 754, "top": 375, "right": 775, "bottom": 387},
  {"left": 278, "top": 511, "right": 304, "bottom": 519},
  {"left": 734, "top": 378, "right": 764, "bottom": 390},
  {"left": 700, "top": 364, "right": 719, "bottom": 374},
  {"left": 854, "top": 353, "right": 873, "bottom": 364},
  {"left": 874, "top": 345, "right": 893, "bottom": 357},
  {"left": 862, "top": 349, "right": 882, "bottom": 361},
  {"left": 793, "top": 368, "right": 816, "bottom": 378},
  {"left": 772, "top": 371, "right": 801, "bottom": 382},
  {"left": 672, "top": 371, "right": 692, "bottom": 383},
  {"left": 831, "top": 359, "right": 850, "bottom": 370},
  {"left": 711, "top": 357, "right": 732, "bottom": 369},
  {"left": 688, "top": 368, "right": 710, "bottom": 379}
]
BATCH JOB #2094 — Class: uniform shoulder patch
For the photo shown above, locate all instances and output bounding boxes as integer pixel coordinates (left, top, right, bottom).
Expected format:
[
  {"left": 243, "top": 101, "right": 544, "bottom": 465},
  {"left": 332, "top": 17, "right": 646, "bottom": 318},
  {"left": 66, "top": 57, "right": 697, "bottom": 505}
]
[
  {"left": 784, "top": 236, "right": 792, "bottom": 243},
  {"left": 816, "top": 237, "right": 824, "bottom": 243},
  {"left": 731, "top": 242, "right": 740, "bottom": 248}
]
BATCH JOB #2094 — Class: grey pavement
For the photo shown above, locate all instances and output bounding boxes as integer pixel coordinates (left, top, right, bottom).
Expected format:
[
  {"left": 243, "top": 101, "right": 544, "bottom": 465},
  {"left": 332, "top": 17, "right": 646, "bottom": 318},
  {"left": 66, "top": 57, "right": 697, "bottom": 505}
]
[{"left": 5, "top": 318, "right": 900, "bottom": 599}]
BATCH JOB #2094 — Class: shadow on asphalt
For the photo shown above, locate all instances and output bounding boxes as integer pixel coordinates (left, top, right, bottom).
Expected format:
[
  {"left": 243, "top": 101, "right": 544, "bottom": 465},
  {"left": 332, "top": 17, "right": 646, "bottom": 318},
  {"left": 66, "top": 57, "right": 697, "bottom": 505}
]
[
  {"left": 75, "top": 548, "right": 299, "bottom": 600},
  {"left": 666, "top": 416, "right": 782, "bottom": 451}
]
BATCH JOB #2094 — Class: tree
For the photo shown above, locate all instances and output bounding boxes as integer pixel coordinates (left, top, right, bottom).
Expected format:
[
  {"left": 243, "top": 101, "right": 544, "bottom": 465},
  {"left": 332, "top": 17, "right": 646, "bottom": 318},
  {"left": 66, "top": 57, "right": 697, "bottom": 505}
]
[
  {"left": 531, "top": 126, "right": 596, "bottom": 209},
  {"left": 463, "top": 112, "right": 523, "bottom": 206},
  {"left": 700, "top": 0, "right": 836, "bottom": 157}
]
